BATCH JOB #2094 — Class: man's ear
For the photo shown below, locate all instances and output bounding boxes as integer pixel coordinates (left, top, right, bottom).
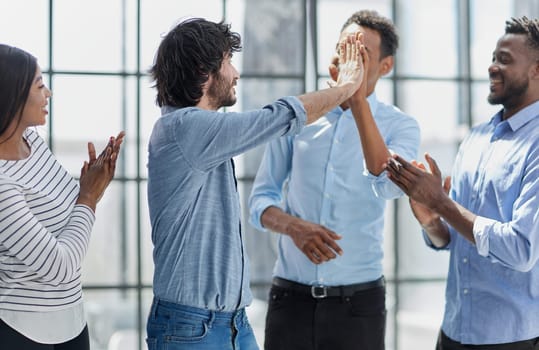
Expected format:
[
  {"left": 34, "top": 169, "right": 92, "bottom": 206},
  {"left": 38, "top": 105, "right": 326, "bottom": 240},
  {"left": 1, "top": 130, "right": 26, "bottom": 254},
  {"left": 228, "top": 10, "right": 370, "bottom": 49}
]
[
  {"left": 530, "top": 59, "right": 539, "bottom": 80},
  {"left": 379, "top": 56, "right": 394, "bottom": 76}
]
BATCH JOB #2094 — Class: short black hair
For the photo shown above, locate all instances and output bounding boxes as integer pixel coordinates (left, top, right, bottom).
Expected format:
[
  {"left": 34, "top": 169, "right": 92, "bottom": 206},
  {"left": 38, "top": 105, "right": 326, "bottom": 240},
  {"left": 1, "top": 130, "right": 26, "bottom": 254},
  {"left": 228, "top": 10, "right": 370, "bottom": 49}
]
[
  {"left": 340, "top": 10, "right": 398, "bottom": 59},
  {"left": 505, "top": 16, "right": 539, "bottom": 52},
  {"left": 150, "top": 18, "right": 242, "bottom": 108},
  {"left": 0, "top": 44, "right": 37, "bottom": 140}
]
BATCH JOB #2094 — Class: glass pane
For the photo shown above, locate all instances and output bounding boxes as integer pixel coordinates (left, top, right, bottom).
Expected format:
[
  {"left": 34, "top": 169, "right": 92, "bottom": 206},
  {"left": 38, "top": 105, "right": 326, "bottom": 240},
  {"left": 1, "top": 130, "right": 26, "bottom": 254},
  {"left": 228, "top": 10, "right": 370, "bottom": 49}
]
[
  {"left": 140, "top": 76, "right": 159, "bottom": 178},
  {"left": 236, "top": 78, "right": 304, "bottom": 114},
  {"left": 53, "top": 0, "right": 124, "bottom": 72},
  {"left": 316, "top": 0, "right": 392, "bottom": 76},
  {"left": 236, "top": 0, "right": 305, "bottom": 76},
  {"left": 396, "top": 196, "right": 450, "bottom": 279},
  {"left": 0, "top": 1, "right": 49, "bottom": 70},
  {"left": 50, "top": 75, "right": 126, "bottom": 175},
  {"left": 396, "top": 0, "right": 457, "bottom": 78},
  {"left": 81, "top": 182, "right": 152, "bottom": 285},
  {"left": 84, "top": 289, "right": 153, "bottom": 350},
  {"left": 140, "top": 181, "right": 154, "bottom": 285},
  {"left": 82, "top": 182, "right": 128, "bottom": 285},
  {"left": 470, "top": 0, "right": 513, "bottom": 79},
  {"left": 397, "top": 282, "right": 445, "bottom": 350},
  {"left": 397, "top": 80, "right": 459, "bottom": 174},
  {"left": 385, "top": 282, "right": 396, "bottom": 350},
  {"left": 472, "top": 81, "right": 501, "bottom": 125},
  {"left": 140, "top": 0, "right": 224, "bottom": 73},
  {"left": 382, "top": 200, "right": 396, "bottom": 280}
]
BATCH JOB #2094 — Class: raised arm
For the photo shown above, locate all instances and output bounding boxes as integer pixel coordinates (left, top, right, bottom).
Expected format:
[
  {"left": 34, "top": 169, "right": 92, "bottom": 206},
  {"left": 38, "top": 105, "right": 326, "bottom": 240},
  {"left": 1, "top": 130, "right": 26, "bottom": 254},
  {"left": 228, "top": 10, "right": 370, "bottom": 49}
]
[{"left": 298, "top": 34, "right": 365, "bottom": 124}]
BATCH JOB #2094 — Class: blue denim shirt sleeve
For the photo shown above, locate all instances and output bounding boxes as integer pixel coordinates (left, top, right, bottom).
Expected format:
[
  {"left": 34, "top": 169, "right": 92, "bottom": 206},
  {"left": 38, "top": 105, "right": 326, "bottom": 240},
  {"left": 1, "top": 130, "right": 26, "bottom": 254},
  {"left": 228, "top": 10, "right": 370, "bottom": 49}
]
[
  {"left": 172, "top": 97, "right": 306, "bottom": 173},
  {"left": 471, "top": 144, "right": 539, "bottom": 272},
  {"left": 248, "top": 135, "right": 293, "bottom": 231}
]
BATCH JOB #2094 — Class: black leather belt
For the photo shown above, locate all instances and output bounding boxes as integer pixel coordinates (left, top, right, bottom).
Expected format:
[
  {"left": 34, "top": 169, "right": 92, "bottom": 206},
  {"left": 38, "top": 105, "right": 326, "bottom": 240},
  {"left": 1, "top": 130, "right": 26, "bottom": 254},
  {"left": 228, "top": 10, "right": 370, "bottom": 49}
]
[{"left": 272, "top": 276, "right": 385, "bottom": 299}]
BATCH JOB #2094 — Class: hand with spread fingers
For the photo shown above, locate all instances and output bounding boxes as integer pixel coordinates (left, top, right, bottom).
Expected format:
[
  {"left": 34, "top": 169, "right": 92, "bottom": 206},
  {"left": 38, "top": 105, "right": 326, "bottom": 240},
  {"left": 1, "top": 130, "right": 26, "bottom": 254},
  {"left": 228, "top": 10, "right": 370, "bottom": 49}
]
[
  {"left": 328, "top": 32, "right": 366, "bottom": 91},
  {"left": 78, "top": 131, "right": 125, "bottom": 211},
  {"left": 385, "top": 153, "right": 447, "bottom": 211}
]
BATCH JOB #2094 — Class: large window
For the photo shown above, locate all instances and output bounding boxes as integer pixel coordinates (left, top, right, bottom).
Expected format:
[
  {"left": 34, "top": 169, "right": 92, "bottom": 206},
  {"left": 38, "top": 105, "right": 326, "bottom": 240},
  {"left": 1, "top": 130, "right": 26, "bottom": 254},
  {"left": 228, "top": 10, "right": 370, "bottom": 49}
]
[{"left": 1, "top": 1, "right": 537, "bottom": 349}]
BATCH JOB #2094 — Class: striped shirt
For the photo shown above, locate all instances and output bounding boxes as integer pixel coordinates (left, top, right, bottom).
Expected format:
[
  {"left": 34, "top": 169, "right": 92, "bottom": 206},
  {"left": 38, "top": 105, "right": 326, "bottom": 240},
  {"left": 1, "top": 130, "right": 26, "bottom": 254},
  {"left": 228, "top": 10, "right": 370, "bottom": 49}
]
[{"left": 0, "top": 128, "right": 95, "bottom": 313}]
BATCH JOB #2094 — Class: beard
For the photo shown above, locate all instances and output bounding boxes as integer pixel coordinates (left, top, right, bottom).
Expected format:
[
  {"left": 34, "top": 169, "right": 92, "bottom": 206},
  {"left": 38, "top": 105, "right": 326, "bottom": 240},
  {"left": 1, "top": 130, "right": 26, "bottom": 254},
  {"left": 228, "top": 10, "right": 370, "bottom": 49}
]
[
  {"left": 488, "top": 75, "right": 528, "bottom": 107},
  {"left": 207, "top": 72, "right": 237, "bottom": 109}
]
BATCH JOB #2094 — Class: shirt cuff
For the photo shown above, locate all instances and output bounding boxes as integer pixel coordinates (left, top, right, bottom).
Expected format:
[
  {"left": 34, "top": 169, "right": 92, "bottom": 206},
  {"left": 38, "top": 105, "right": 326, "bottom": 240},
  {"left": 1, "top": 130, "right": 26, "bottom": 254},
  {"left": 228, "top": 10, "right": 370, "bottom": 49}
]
[
  {"left": 473, "top": 216, "right": 494, "bottom": 257},
  {"left": 280, "top": 96, "right": 307, "bottom": 135},
  {"left": 250, "top": 198, "right": 281, "bottom": 232},
  {"left": 422, "top": 228, "right": 450, "bottom": 250}
]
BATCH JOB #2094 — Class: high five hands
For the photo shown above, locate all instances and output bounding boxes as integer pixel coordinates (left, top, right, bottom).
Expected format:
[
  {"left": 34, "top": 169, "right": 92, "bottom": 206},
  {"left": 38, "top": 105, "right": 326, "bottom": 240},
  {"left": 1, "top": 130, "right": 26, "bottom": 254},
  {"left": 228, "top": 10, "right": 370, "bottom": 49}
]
[{"left": 328, "top": 32, "right": 367, "bottom": 92}]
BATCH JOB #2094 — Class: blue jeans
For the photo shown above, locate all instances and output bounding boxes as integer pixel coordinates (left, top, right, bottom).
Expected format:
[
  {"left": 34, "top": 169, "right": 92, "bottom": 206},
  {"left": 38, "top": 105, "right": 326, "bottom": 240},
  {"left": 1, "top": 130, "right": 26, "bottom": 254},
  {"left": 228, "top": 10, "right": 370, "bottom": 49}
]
[{"left": 146, "top": 298, "right": 259, "bottom": 350}]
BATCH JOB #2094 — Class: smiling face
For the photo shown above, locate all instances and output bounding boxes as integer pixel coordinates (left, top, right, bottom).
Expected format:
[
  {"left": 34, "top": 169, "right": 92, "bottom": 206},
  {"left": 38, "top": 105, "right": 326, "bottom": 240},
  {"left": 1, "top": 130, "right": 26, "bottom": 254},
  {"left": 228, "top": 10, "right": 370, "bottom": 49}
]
[
  {"left": 488, "top": 33, "right": 538, "bottom": 114},
  {"left": 20, "top": 66, "right": 52, "bottom": 128}
]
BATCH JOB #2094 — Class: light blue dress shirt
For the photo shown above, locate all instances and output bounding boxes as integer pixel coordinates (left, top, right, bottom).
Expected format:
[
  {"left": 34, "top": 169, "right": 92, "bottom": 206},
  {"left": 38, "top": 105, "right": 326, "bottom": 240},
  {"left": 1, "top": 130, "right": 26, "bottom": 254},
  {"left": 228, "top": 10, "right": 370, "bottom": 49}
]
[
  {"left": 249, "top": 93, "right": 420, "bottom": 286},
  {"left": 426, "top": 100, "right": 539, "bottom": 344},
  {"left": 147, "top": 97, "right": 306, "bottom": 312}
]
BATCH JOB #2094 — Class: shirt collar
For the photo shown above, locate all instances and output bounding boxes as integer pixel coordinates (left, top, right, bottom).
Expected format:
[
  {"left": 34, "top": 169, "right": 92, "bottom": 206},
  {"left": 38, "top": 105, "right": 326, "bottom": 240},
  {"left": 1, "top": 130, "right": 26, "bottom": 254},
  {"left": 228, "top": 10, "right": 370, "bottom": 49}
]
[{"left": 490, "top": 99, "right": 539, "bottom": 132}]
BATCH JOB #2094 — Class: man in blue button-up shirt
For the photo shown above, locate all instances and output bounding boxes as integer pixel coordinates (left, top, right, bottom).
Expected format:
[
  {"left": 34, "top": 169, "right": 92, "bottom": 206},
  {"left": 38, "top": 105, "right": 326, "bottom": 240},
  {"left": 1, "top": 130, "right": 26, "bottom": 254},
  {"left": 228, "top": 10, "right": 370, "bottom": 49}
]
[
  {"left": 145, "top": 18, "right": 367, "bottom": 350},
  {"left": 386, "top": 16, "right": 539, "bottom": 349},
  {"left": 249, "top": 10, "right": 420, "bottom": 350}
]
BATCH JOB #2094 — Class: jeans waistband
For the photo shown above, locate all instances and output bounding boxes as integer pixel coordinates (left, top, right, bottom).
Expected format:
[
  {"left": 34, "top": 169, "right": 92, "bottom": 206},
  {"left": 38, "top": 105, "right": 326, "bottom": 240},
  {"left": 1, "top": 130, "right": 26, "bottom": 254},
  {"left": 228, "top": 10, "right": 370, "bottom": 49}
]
[
  {"left": 272, "top": 276, "right": 385, "bottom": 299},
  {"left": 150, "top": 298, "right": 247, "bottom": 326}
]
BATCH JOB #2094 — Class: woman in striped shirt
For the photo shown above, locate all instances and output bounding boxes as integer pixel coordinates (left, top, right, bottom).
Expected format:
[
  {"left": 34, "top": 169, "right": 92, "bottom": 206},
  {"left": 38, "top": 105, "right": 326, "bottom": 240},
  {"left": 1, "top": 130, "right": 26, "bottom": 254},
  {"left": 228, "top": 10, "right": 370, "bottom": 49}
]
[{"left": 0, "top": 44, "right": 124, "bottom": 349}]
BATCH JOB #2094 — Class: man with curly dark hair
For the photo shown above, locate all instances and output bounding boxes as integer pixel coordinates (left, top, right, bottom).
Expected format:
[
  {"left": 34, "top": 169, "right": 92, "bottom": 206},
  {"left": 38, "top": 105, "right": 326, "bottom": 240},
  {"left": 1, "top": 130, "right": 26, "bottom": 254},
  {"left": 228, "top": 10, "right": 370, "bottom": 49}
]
[
  {"left": 386, "top": 16, "right": 539, "bottom": 349},
  {"left": 145, "top": 17, "right": 367, "bottom": 350},
  {"left": 249, "top": 10, "right": 420, "bottom": 350}
]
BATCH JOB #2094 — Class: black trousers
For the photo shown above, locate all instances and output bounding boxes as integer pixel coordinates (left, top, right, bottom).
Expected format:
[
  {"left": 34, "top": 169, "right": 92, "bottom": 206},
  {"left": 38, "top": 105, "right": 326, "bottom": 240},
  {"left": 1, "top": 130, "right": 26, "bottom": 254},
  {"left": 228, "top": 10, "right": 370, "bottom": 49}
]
[
  {"left": 437, "top": 330, "right": 539, "bottom": 350},
  {"left": 0, "top": 319, "right": 89, "bottom": 350},
  {"left": 264, "top": 280, "right": 386, "bottom": 350}
]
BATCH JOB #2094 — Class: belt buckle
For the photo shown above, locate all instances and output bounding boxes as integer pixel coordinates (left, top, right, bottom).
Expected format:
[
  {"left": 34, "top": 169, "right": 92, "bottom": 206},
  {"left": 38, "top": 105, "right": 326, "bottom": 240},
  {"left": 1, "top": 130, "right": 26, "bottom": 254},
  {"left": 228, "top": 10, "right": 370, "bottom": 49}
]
[{"left": 311, "top": 285, "right": 327, "bottom": 298}]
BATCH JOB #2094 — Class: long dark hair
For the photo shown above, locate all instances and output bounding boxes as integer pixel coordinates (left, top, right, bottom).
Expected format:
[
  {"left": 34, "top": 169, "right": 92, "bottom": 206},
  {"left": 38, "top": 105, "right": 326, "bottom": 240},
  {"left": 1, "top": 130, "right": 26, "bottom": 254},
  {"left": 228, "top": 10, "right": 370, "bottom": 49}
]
[
  {"left": 0, "top": 44, "right": 37, "bottom": 140},
  {"left": 150, "top": 17, "right": 242, "bottom": 108}
]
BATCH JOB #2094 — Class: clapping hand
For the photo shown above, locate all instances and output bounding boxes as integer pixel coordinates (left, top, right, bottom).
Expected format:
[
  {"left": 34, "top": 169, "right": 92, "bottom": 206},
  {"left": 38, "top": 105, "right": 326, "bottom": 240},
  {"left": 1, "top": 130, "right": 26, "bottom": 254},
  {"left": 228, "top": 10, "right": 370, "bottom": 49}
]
[{"left": 77, "top": 131, "right": 125, "bottom": 211}]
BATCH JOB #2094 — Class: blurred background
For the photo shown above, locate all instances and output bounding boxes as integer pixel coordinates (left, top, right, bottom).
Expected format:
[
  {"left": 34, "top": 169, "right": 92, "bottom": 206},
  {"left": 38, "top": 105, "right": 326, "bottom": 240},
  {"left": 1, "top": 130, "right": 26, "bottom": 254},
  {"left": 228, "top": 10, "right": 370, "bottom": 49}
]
[{"left": 1, "top": 0, "right": 538, "bottom": 349}]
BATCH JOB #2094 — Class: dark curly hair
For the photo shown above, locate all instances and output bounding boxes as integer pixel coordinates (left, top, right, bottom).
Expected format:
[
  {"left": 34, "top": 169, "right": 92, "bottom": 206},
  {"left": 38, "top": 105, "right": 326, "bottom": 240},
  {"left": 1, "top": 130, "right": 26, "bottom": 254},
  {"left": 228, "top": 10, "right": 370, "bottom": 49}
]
[
  {"left": 505, "top": 16, "right": 539, "bottom": 52},
  {"left": 150, "top": 18, "right": 242, "bottom": 108},
  {"left": 0, "top": 44, "right": 37, "bottom": 140},
  {"left": 340, "top": 10, "right": 398, "bottom": 60}
]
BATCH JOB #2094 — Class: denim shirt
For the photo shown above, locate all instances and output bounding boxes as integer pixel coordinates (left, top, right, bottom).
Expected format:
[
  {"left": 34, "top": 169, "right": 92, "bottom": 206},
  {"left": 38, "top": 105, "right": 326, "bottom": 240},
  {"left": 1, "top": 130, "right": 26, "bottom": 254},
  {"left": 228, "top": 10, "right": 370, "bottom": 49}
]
[
  {"left": 147, "top": 97, "right": 306, "bottom": 311},
  {"left": 249, "top": 93, "right": 420, "bottom": 285},
  {"left": 425, "top": 100, "right": 539, "bottom": 344}
]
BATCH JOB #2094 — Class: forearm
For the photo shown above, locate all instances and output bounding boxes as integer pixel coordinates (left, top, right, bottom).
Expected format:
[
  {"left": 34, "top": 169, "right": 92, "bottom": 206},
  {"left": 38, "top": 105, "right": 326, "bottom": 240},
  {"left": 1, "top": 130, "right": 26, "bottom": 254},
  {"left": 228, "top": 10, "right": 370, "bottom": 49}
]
[
  {"left": 421, "top": 217, "right": 451, "bottom": 248},
  {"left": 349, "top": 97, "right": 390, "bottom": 175},
  {"left": 298, "top": 84, "right": 356, "bottom": 124},
  {"left": 434, "top": 196, "right": 477, "bottom": 244},
  {"left": 260, "top": 205, "right": 296, "bottom": 235}
]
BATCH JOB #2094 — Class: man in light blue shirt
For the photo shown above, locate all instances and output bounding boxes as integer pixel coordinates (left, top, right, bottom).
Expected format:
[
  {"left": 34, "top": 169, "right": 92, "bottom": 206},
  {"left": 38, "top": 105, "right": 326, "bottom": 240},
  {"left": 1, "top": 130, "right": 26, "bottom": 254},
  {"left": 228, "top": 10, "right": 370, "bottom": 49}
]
[
  {"left": 145, "top": 18, "right": 367, "bottom": 350},
  {"left": 248, "top": 10, "right": 420, "bottom": 350},
  {"left": 386, "top": 16, "right": 539, "bottom": 349}
]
